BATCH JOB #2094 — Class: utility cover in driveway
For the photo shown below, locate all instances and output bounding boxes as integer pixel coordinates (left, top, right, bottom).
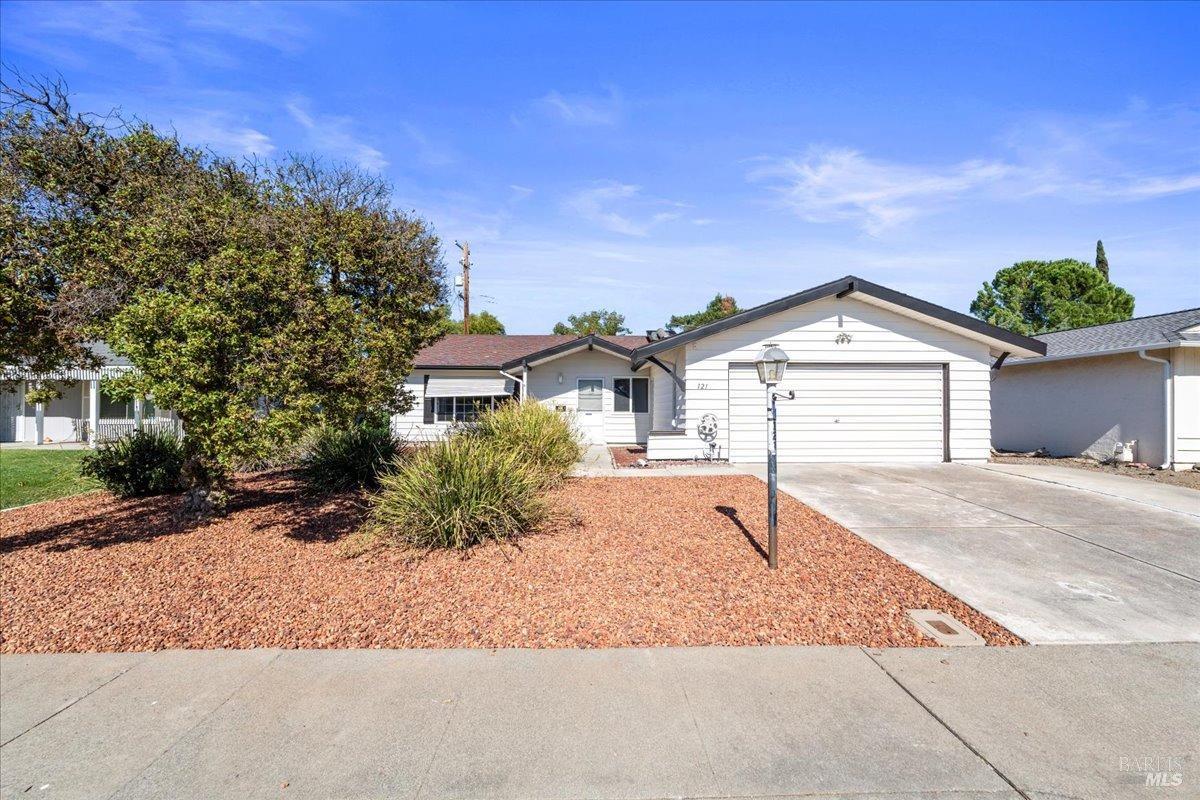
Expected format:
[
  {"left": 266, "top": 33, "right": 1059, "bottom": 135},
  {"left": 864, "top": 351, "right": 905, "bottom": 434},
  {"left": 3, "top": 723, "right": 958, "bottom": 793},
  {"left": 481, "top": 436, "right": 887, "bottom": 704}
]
[{"left": 907, "top": 609, "right": 985, "bottom": 646}]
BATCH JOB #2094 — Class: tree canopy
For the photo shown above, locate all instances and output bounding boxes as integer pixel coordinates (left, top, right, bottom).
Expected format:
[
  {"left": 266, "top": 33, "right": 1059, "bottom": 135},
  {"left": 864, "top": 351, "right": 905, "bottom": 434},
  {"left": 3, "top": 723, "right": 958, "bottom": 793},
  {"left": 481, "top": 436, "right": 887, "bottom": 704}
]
[
  {"left": 667, "top": 294, "right": 739, "bottom": 332},
  {"left": 1095, "top": 240, "right": 1109, "bottom": 280},
  {"left": 970, "top": 259, "right": 1134, "bottom": 336},
  {"left": 552, "top": 309, "right": 629, "bottom": 336},
  {"left": 2, "top": 76, "right": 445, "bottom": 512},
  {"left": 436, "top": 308, "right": 506, "bottom": 335}
]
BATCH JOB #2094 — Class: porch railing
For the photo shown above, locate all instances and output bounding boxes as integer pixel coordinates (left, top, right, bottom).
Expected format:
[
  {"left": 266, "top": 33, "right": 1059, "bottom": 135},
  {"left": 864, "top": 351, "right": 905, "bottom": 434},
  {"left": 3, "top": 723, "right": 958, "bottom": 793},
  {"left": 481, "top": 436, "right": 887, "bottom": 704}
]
[{"left": 74, "top": 418, "right": 182, "bottom": 442}]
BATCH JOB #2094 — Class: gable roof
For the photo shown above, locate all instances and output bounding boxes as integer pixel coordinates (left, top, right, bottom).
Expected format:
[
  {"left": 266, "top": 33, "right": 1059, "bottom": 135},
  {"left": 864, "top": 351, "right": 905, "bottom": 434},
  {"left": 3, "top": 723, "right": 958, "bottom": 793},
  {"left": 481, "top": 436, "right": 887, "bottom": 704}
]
[
  {"left": 413, "top": 334, "right": 650, "bottom": 369},
  {"left": 1012, "top": 307, "right": 1200, "bottom": 363},
  {"left": 631, "top": 275, "right": 1046, "bottom": 361}
]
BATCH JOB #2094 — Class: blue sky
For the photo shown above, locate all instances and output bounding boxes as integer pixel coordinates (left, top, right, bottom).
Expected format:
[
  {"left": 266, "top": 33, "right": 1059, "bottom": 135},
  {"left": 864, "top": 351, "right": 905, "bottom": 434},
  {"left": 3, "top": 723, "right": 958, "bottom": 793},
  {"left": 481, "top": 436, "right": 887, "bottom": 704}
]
[{"left": 2, "top": 1, "right": 1197, "bottom": 333}]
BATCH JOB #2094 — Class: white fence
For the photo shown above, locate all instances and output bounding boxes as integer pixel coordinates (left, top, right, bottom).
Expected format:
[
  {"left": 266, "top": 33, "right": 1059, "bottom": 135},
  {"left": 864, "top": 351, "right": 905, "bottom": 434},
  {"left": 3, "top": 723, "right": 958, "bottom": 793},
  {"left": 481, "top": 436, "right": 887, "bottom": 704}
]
[{"left": 75, "top": 418, "right": 182, "bottom": 442}]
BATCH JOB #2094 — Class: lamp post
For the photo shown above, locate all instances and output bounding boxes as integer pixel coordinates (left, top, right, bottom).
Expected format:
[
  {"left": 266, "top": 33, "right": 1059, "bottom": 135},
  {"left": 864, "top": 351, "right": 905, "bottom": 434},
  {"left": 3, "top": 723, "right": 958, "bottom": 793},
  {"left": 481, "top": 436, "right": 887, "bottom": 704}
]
[{"left": 754, "top": 344, "right": 792, "bottom": 569}]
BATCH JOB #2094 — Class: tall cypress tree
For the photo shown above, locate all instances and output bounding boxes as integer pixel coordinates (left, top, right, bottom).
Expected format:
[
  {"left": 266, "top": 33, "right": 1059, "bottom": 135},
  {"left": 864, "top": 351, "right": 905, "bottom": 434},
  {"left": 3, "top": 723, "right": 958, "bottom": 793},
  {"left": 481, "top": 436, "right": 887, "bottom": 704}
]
[{"left": 1095, "top": 240, "right": 1109, "bottom": 280}]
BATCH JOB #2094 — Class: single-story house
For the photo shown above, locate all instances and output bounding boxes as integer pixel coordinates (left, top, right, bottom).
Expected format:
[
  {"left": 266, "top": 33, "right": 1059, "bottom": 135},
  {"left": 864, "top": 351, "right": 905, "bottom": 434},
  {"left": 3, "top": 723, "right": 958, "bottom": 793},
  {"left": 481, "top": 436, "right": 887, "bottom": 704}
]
[
  {"left": 1, "top": 343, "right": 179, "bottom": 445},
  {"left": 992, "top": 308, "right": 1200, "bottom": 470},
  {"left": 397, "top": 275, "right": 1046, "bottom": 463}
]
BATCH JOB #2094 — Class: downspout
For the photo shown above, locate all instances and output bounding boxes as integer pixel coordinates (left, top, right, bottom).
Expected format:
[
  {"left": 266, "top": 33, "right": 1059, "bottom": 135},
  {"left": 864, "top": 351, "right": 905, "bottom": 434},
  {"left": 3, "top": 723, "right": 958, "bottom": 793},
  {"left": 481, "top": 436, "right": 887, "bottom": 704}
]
[
  {"left": 1138, "top": 350, "right": 1172, "bottom": 469},
  {"left": 499, "top": 368, "right": 525, "bottom": 402}
]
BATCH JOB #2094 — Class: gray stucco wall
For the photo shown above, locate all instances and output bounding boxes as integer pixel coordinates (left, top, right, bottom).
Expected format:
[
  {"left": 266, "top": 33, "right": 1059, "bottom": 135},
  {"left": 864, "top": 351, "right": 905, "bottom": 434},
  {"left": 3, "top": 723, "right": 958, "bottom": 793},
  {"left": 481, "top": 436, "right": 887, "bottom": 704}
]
[{"left": 991, "top": 352, "right": 1166, "bottom": 465}]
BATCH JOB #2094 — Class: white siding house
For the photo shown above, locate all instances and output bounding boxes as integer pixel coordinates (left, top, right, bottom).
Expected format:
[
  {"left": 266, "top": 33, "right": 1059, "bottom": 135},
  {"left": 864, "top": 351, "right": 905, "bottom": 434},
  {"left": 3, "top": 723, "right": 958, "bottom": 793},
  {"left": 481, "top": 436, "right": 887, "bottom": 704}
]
[
  {"left": 398, "top": 276, "right": 1045, "bottom": 463},
  {"left": 992, "top": 310, "right": 1200, "bottom": 470},
  {"left": 640, "top": 294, "right": 1000, "bottom": 463},
  {"left": 1, "top": 343, "right": 178, "bottom": 445}
]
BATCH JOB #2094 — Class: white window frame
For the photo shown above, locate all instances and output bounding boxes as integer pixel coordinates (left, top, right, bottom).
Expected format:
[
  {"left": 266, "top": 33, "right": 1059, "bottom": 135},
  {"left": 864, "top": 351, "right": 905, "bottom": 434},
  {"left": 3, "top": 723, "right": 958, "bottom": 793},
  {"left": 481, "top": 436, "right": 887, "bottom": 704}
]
[
  {"left": 434, "top": 395, "right": 504, "bottom": 423},
  {"left": 611, "top": 376, "right": 649, "bottom": 414}
]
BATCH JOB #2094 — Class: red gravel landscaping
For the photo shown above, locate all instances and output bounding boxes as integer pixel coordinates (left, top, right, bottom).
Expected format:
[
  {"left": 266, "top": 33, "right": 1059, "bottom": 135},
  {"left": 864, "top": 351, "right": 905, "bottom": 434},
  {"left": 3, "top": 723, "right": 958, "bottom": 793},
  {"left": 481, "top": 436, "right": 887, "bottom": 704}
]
[{"left": 0, "top": 473, "right": 1021, "bottom": 652}]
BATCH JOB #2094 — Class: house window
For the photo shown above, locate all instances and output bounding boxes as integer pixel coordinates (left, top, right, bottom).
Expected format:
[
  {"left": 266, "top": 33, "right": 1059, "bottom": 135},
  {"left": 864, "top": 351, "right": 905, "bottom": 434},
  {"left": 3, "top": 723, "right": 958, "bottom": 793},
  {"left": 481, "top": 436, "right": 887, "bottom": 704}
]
[
  {"left": 577, "top": 379, "right": 603, "bottom": 411},
  {"left": 82, "top": 383, "right": 157, "bottom": 419},
  {"left": 613, "top": 377, "right": 649, "bottom": 413},
  {"left": 434, "top": 396, "right": 502, "bottom": 423}
]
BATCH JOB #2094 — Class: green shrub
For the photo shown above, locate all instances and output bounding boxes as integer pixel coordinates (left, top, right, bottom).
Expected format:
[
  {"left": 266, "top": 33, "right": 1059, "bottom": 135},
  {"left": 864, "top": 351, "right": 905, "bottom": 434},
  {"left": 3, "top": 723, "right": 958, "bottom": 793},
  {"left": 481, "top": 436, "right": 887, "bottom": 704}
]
[
  {"left": 299, "top": 423, "right": 402, "bottom": 492},
  {"left": 367, "top": 435, "right": 549, "bottom": 550},
  {"left": 80, "top": 429, "right": 184, "bottom": 498},
  {"left": 467, "top": 400, "right": 582, "bottom": 486}
]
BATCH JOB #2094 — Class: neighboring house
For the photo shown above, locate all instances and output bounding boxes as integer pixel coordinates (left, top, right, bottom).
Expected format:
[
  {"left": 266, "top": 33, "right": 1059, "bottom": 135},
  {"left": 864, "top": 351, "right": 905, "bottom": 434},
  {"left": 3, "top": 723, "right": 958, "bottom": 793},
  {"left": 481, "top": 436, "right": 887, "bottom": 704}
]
[
  {"left": 397, "top": 276, "right": 1045, "bottom": 463},
  {"left": 1, "top": 343, "right": 178, "bottom": 445},
  {"left": 992, "top": 308, "right": 1200, "bottom": 470}
]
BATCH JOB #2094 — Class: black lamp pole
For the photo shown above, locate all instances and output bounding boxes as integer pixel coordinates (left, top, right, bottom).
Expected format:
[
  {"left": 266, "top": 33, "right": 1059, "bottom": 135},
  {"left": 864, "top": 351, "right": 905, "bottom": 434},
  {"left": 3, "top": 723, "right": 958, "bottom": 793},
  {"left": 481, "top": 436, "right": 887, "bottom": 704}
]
[{"left": 767, "top": 386, "right": 779, "bottom": 569}]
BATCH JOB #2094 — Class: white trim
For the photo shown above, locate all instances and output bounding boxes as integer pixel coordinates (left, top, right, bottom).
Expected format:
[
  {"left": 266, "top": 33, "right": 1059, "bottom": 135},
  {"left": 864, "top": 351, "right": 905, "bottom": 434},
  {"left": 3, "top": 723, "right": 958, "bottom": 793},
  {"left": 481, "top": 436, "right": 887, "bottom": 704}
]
[
  {"left": 610, "top": 375, "right": 650, "bottom": 415},
  {"left": 1010, "top": 342, "right": 1181, "bottom": 366},
  {"left": 850, "top": 293, "right": 1044, "bottom": 358}
]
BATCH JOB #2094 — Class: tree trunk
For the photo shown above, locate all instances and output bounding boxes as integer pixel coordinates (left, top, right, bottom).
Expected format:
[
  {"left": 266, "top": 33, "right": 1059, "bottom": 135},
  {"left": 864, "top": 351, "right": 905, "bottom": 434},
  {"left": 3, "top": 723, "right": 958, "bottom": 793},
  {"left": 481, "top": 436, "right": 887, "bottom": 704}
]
[{"left": 181, "top": 452, "right": 228, "bottom": 517}]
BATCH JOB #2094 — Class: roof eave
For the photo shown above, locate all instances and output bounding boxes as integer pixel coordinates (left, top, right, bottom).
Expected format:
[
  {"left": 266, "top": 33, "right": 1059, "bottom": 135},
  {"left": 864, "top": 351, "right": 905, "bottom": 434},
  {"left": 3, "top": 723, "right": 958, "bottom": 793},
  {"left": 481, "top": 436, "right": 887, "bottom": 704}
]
[
  {"left": 500, "top": 335, "right": 634, "bottom": 372},
  {"left": 630, "top": 275, "right": 1047, "bottom": 360}
]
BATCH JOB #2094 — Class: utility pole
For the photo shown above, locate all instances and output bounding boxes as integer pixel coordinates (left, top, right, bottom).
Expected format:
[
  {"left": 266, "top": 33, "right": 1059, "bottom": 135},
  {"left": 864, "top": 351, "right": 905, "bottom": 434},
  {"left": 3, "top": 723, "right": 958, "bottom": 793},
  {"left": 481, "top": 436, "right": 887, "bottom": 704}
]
[{"left": 455, "top": 241, "right": 471, "bottom": 334}]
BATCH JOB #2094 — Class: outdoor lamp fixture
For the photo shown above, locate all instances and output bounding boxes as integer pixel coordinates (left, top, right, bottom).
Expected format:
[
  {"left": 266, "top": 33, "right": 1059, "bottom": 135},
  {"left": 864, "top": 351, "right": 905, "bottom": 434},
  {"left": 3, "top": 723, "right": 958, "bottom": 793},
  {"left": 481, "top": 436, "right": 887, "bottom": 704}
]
[
  {"left": 754, "top": 343, "right": 793, "bottom": 569},
  {"left": 755, "top": 343, "right": 790, "bottom": 385}
]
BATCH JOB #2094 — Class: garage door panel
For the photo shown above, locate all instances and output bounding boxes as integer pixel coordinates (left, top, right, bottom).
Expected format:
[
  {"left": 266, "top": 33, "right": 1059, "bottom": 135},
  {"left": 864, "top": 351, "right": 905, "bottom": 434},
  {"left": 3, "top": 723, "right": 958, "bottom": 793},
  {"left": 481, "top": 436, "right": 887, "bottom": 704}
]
[{"left": 727, "top": 363, "right": 945, "bottom": 463}]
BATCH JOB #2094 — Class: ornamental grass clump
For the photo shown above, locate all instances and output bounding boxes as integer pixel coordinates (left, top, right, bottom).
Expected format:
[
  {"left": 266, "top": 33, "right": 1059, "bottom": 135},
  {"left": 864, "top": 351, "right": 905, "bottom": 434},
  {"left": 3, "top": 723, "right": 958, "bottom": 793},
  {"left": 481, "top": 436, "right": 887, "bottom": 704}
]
[
  {"left": 467, "top": 399, "right": 582, "bottom": 486},
  {"left": 299, "top": 423, "right": 402, "bottom": 492},
  {"left": 80, "top": 428, "right": 184, "bottom": 498},
  {"left": 367, "top": 435, "right": 549, "bottom": 550}
]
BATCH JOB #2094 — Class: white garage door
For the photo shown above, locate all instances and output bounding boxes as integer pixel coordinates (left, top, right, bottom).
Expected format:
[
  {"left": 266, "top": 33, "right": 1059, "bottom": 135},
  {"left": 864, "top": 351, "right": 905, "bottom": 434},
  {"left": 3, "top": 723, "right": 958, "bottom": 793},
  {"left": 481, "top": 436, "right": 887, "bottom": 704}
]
[{"left": 727, "top": 363, "right": 946, "bottom": 463}]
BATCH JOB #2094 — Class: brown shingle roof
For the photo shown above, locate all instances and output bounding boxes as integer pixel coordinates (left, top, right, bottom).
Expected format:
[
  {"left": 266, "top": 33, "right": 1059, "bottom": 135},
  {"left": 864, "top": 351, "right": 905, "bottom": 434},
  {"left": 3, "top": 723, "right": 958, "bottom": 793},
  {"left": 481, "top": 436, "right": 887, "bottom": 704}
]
[{"left": 413, "top": 334, "right": 651, "bottom": 368}]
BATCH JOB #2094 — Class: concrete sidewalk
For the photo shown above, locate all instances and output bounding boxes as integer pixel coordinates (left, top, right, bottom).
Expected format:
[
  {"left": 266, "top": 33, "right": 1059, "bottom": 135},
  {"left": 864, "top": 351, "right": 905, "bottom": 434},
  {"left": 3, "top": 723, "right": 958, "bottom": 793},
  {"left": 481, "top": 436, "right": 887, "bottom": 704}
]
[{"left": 2, "top": 644, "right": 1196, "bottom": 799}]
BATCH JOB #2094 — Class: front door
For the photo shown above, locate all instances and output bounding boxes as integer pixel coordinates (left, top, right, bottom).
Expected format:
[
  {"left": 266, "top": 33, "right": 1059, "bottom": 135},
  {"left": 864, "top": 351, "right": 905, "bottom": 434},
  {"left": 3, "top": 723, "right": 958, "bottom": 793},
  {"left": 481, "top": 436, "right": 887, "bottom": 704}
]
[{"left": 576, "top": 378, "right": 605, "bottom": 443}]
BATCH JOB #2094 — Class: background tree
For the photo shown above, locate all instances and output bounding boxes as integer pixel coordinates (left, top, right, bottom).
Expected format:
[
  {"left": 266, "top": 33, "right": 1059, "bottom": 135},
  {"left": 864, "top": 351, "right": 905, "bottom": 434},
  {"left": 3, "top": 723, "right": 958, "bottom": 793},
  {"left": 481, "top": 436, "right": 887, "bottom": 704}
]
[
  {"left": 552, "top": 309, "right": 629, "bottom": 336},
  {"left": 3, "top": 76, "right": 445, "bottom": 513},
  {"left": 667, "top": 293, "right": 739, "bottom": 332},
  {"left": 1, "top": 77, "right": 196, "bottom": 375},
  {"left": 970, "top": 259, "right": 1134, "bottom": 336},
  {"left": 1095, "top": 239, "right": 1109, "bottom": 280},
  {"left": 435, "top": 308, "right": 506, "bottom": 334}
]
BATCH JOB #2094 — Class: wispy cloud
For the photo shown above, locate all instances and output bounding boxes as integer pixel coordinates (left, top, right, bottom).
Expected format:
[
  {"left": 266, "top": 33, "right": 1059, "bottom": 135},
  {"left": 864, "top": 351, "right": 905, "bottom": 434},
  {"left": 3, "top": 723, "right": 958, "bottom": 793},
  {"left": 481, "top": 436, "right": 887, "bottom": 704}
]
[
  {"left": 1, "top": 0, "right": 313, "bottom": 74},
  {"left": 183, "top": 1, "right": 311, "bottom": 54},
  {"left": 535, "top": 86, "right": 623, "bottom": 127},
  {"left": 564, "top": 180, "right": 686, "bottom": 237},
  {"left": 749, "top": 148, "right": 1012, "bottom": 234},
  {"left": 171, "top": 110, "right": 274, "bottom": 157},
  {"left": 4, "top": 1, "right": 177, "bottom": 70},
  {"left": 751, "top": 104, "right": 1200, "bottom": 234},
  {"left": 286, "top": 96, "right": 387, "bottom": 171},
  {"left": 400, "top": 122, "right": 456, "bottom": 168}
]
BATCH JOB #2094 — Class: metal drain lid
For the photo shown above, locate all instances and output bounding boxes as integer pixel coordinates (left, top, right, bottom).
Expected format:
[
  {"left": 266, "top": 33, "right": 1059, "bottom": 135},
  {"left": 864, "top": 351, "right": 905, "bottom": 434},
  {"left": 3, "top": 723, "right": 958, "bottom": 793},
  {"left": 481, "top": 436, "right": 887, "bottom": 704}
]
[{"left": 906, "top": 609, "right": 985, "bottom": 646}]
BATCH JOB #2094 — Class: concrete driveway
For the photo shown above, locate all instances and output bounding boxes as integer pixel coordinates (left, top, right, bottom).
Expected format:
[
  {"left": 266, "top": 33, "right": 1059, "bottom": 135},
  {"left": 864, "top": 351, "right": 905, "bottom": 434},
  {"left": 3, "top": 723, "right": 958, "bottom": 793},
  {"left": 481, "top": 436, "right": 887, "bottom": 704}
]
[{"left": 749, "top": 462, "right": 1200, "bottom": 644}]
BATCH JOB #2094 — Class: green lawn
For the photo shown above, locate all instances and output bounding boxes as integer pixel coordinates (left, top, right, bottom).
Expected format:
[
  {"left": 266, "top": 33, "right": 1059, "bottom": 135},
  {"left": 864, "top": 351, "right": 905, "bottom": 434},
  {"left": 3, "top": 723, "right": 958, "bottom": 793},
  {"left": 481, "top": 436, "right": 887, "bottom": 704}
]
[{"left": 0, "top": 449, "right": 100, "bottom": 510}]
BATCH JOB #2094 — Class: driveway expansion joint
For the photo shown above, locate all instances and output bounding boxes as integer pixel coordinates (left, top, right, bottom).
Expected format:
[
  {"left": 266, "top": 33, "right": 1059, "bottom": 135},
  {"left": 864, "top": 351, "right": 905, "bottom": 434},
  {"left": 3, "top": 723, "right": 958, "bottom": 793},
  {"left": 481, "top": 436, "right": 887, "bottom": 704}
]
[
  {"left": 971, "top": 463, "right": 1200, "bottom": 520},
  {"left": 0, "top": 655, "right": 146, "bottom": 748},
  {"left": 858, "top": 647, "right": 1032, "bottom": 800},
  {"left": 857, "top": 466, "right": 1195, "bottom": 583},
  {"left": 101, "top": 649, "right": 284, "bottom": 800}
]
